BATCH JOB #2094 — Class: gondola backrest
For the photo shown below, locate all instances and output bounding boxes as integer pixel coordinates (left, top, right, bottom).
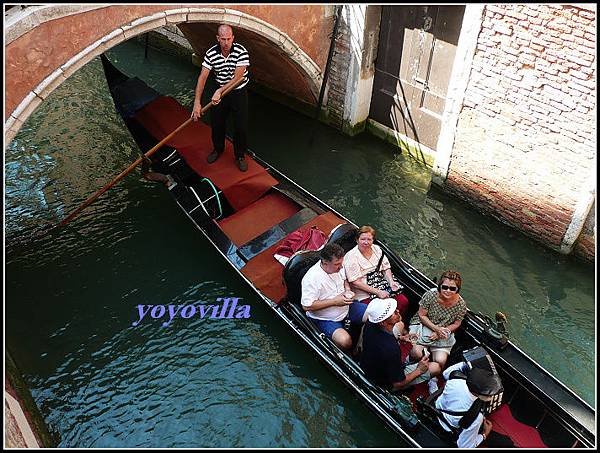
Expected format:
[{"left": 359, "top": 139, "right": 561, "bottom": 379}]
[
  {"left": 283, "top": 250, "right": 320, "bottom": 305},
  {"left": 326, "top": 223, "right": 358, "bottom": 254}
]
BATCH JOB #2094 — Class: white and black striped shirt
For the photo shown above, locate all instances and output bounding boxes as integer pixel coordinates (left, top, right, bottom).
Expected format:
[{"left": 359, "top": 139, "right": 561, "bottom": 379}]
[{"left": 202, "top": 42, "right": 249, "bottom": 90}]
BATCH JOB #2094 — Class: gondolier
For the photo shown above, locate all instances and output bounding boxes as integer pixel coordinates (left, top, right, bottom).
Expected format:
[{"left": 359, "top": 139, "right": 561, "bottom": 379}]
[{"left": 191, "top": 24, "right": 250, "bottom": 172}]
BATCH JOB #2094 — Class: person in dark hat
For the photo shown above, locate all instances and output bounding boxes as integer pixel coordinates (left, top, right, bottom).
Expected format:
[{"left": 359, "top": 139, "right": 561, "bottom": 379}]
[{"left": 434, "top": 361, "right": 501, "bottom": 448}]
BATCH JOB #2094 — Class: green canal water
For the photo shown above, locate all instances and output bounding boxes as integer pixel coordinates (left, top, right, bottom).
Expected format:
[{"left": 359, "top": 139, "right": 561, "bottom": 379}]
[{"left": 5, "top": 40, "right": 595, "bottom": 447}]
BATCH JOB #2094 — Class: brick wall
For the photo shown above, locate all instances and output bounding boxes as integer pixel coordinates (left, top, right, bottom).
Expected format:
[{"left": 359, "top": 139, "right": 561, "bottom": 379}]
[
  {"left": 445, "top": 4, "right": 595, "bottom": 260},
  {"left": 157, "top": 24, "right": 193, "bottom": 52},
  {"left": 135, "top": 25, "right": 194, "bottom": 61},
  {"left": 325, "top": 8, "right": 351, "bottom": 129},
  {"left": 573, "top": 198, "right": 595, "bottom": 260}
]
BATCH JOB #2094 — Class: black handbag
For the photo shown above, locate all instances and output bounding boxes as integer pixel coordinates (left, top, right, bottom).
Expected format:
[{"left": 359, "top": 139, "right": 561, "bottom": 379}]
[{"left": 365, "top": 252, "right": 402, "bottom": 299}]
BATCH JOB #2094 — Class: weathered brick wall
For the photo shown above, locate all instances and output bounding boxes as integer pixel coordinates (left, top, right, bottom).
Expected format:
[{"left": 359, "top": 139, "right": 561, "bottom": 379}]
[
  {"left": 325, "top": 9, "right": 351, "bottom": 129},
  {"left": 445, "top": 4, "right": 595, "bottom": 260},
  {"left": 134, "top": 25, "right": 194, "bottom": 61},
  {"left": 573, "top": 198, "right": 595, "bottom": 260},
  {"left": 157, "top": 24, "right": 193, "bottom": 53}
]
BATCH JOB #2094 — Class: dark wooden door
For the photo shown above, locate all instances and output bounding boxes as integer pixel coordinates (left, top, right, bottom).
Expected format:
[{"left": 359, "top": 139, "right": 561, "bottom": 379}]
[{"left": 370, "top": 6, "right": 465, "bottom": 151}]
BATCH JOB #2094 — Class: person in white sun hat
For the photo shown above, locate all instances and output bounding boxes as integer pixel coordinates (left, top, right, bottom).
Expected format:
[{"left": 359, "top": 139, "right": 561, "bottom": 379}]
[{"left": 360, "top": 298, "right": 441, "bottom": 391}]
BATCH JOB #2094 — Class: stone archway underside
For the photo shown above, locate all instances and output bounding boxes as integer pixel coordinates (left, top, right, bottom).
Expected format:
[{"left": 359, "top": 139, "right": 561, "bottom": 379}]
[{"left": 6, "top": 6, "right": 328, "bottom": 143}]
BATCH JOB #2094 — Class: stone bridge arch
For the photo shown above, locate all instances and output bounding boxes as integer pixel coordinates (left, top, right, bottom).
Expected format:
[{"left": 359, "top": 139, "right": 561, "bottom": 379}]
[{"left": 5, "top": 5, "right": 331, "bottom": 144}]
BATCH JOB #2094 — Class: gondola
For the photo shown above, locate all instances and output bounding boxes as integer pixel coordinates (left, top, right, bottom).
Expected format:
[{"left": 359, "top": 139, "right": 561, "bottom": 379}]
[{"left": 99, "top": 53, "right": 595, "bottom": 448}]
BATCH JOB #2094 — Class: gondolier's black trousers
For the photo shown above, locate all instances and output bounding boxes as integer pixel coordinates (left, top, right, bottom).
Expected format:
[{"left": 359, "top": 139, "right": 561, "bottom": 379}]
[{"left": 211, "top": 86, "right": 248, "bottom": 159}]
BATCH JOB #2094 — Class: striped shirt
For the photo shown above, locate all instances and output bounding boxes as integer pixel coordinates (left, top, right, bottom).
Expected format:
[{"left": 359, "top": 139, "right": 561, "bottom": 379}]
[{"left": 202, "top": 42, "right": 249, "bottom": 90}]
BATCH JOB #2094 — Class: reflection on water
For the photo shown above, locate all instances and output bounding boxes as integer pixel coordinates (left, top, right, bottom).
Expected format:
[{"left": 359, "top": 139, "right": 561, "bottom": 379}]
[{"left": 5, "top": 39, "right": 594, "bottom": 447}]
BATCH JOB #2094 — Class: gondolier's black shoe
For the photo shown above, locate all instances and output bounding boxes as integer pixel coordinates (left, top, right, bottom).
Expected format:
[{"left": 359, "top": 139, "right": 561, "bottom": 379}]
[
  {"left": 206, "top": 150, "right": 222, "bottom": 164},
  {"left": 236, "top": 157, "right": 248, "bottom": 172}
]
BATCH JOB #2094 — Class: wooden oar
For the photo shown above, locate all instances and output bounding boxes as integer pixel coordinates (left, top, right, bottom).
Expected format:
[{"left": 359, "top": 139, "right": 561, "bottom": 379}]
[
  {"left": 52, "top": 76, "right": 244, "bottom": 231},
  {"left": 57, "top": 117, "right": 191, "bottom": 228}
]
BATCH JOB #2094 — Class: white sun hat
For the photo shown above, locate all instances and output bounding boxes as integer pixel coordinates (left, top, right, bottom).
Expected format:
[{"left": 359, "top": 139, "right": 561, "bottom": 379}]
[{"left": 366, "top": 298, "right": 396, "bottom": 323}]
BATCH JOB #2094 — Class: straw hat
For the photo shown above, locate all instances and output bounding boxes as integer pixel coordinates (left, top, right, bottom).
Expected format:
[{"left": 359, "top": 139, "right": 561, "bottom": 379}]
[{"left": 366, "top": 298, "right": 396, "bottom": 323}]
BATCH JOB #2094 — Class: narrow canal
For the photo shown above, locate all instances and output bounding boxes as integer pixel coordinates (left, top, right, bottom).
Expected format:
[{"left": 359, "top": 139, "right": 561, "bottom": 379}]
[{"left": 5, "top": 40, "right": 595, "bottom": 447}]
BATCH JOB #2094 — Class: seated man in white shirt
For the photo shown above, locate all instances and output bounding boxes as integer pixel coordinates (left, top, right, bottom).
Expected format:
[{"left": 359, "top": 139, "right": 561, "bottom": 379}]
[
  {"left": 435, "top": 361, "right": 500, "bottom": 448},
  {"left": 301, "top": 243, "right": 368, "bottom": 351}
]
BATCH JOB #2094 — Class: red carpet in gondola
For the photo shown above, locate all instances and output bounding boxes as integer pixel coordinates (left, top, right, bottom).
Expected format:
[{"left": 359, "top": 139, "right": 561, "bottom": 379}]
[
  {"left": 486, "top": 403, "right": 547, "bottom": 447},
  {"left": 218, "top": 192, "right": 301, "bottom": 246},
  {"left": 134, "top": 96, "right": 277, "bottom": 211}
]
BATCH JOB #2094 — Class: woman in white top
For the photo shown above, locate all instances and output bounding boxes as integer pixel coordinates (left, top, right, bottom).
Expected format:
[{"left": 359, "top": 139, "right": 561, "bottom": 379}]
[{"left": 343, "top": 226, "right": 409, "bottom": 315}]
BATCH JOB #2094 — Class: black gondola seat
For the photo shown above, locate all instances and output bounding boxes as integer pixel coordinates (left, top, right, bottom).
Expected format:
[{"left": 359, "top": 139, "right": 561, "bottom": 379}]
[
  {"left": 282, "top": 250, "right": 321, "bottom": 305},
  {"left": 326, "top": 223, "right": 358, "bottom": 254}
]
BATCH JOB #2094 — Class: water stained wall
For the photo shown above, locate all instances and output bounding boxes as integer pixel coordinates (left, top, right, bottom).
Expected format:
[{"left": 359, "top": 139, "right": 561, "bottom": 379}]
[{"left": 440, "top": 4, "right": 595, "bottom": 262}]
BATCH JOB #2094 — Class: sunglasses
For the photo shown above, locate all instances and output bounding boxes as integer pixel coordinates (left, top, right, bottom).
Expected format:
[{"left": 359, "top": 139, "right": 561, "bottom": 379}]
[{"left": 441, "top": 285, "right": 458, "bottom": 292}]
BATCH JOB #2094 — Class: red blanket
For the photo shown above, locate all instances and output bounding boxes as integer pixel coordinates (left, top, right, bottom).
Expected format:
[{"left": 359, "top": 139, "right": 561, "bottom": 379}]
[{"left": 274, "top": 226, "right": 327, "bottom": 258}]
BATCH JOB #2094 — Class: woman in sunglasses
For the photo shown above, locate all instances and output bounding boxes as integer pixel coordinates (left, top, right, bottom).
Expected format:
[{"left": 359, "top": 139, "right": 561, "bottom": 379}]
[{"left": 407, "top": 270, "right": 467, "bottom": 394}]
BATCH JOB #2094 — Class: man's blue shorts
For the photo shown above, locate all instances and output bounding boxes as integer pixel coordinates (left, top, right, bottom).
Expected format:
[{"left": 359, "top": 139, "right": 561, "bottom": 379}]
[{"left": 309, "top": 301, "right": 367, "bottom": 339}]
